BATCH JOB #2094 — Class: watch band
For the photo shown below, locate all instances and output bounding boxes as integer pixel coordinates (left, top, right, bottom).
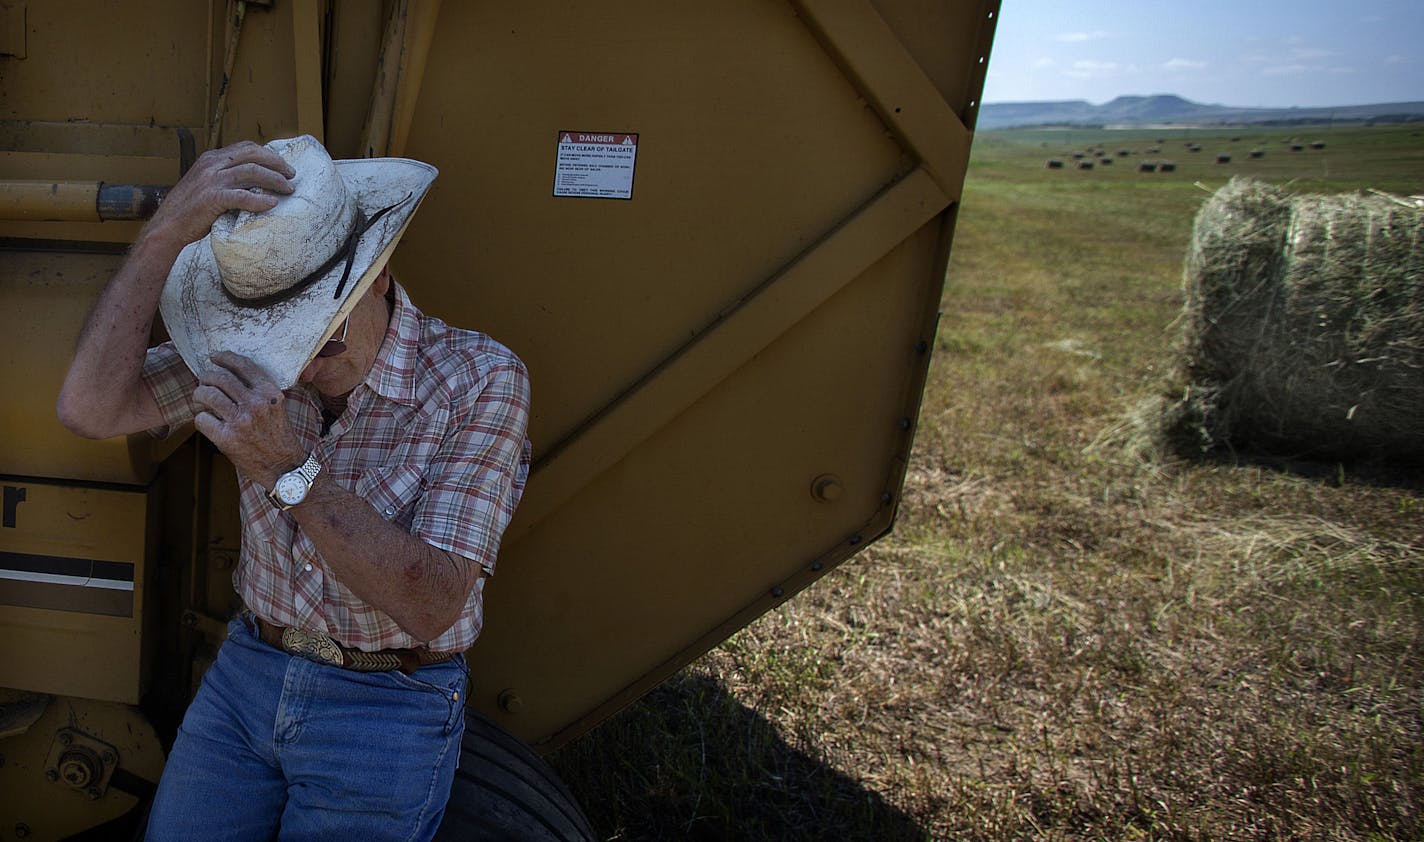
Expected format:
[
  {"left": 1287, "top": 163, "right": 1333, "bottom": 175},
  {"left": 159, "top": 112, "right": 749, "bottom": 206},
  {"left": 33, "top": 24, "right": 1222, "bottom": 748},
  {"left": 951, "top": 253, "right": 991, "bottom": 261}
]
[{"left": 293, "top": 450, "right": 322, "bottom": 485}]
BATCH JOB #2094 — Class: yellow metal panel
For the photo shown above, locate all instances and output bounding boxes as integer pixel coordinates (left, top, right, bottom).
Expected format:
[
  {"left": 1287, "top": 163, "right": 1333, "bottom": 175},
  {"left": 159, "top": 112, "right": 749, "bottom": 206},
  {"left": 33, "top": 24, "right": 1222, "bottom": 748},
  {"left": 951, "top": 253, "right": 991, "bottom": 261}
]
[
  {"left": 793, "top": 0, "right": 974, "bottom": 199},
  {"left": 321, "top": 1, "right": 386, "bottom": 158},
  {"left": 0, "top": 1, "right": 209, "bottom": 125},
  {"left": 504, "top": 167, "right": 948, "bottom": 546},
  {"left": 291, "top": 0, "right": 328, "bottom": 141},
  {"left": 399, "top": 1, "right": 908, "bottom": 450},
  {"left": 476, "top": 221, "right": 946, "bottom": 743},
  {"left": 210, "top": 0, "right": 304, "bottom": 146},
  {"left": 0, "top": 481, "right": 153, "bottom": 703},
  {"left": 0, "top": 250, "right": 161, "bottom": 484}
]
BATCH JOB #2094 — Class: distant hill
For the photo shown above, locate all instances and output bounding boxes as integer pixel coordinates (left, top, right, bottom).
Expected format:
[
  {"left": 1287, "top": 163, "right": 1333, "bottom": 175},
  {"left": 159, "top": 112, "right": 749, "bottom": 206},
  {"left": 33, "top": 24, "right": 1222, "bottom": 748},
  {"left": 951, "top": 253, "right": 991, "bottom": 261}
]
[{"left": 977, "top": 94, "right": 1424, "bottom": 130}]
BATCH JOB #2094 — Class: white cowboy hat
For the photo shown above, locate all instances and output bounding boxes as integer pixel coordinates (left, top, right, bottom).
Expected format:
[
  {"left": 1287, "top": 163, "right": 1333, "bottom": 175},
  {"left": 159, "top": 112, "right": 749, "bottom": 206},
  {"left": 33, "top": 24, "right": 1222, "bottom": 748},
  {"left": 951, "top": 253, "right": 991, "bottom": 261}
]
[{"left": 158, "top": 134, "right": 437, "bottom": 389}]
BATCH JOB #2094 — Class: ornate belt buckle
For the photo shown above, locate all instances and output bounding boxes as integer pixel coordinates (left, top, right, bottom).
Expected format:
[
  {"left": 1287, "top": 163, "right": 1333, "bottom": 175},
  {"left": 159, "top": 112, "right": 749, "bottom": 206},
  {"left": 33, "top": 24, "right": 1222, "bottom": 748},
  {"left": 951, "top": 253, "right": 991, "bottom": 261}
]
[{"left": 281, "top": 626, "right": 345, "bottom": 668}]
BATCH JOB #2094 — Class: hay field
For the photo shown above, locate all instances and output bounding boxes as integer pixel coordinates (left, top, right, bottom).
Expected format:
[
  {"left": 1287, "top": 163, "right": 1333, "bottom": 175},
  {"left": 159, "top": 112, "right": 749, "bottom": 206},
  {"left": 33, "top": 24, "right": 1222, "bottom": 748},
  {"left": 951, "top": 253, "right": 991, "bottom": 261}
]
[{"left": 550, "top": 124, "right": 1424, "bottom": 840}]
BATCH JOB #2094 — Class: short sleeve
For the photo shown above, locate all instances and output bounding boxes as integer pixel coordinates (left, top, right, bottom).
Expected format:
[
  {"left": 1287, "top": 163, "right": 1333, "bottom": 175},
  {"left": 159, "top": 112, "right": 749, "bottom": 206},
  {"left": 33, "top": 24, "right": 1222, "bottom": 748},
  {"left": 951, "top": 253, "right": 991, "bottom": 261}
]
[
  {"left": 140, "top": 342, "right": 199, "bottom": 437},
  {"left": 410, "top": 358, "right": 532, "bottom": 577}
]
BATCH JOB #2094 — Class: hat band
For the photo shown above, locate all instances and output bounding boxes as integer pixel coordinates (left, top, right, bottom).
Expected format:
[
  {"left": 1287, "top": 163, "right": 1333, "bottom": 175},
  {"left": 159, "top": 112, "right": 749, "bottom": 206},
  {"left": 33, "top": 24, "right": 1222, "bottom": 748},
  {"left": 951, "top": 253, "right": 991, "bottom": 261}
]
[{"left": 221, "top": 192, "right": 413, "bottom": 309}]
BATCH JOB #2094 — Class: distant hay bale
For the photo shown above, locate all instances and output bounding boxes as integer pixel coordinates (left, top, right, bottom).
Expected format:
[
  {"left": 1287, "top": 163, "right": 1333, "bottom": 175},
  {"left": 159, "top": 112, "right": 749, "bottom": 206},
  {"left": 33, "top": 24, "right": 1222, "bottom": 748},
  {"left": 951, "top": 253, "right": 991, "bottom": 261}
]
[
  {"left": 1216, "top": 154, "right": 1232, "bottom": 164},
  {"left": 1162, "top": 178, "right": 1424, "bottom": 463},
  {"left": 1159, "top": 161, "right": 1177, "bottom": 172},
  {"left": 1311, "top": 141, "right": 1327, "bottom": 150},
  {"left": 1138, "top": 162, "right": 1159, "bottom": 173},
  {"left": 1250, "top": 149, "right": 1265, "bottom": 159},
  {"left": 1046, "top": 159, "right": 1065, "bottom": 169},
  {"left": 1290, "top": 144, "right": 1305, "bottom": 152},
  {"left": 1100, "top": 157, "right": 1114, "bottom": 165},
  {"left": 1078, "top": 160, "right": 1095, "bottom": 170}
]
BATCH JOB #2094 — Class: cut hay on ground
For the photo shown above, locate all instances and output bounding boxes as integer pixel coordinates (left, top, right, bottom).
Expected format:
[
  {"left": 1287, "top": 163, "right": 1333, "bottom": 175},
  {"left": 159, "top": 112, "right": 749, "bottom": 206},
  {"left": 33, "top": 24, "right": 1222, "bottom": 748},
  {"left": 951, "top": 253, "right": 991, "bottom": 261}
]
[{"left": 1162, "top": 177, "right": 1424, "bottom": 463}]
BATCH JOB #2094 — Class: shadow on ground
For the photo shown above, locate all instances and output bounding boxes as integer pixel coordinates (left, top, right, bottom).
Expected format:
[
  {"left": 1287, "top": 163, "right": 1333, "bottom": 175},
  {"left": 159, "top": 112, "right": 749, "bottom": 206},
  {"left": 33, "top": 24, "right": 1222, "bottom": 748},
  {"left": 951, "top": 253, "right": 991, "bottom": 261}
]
[{"left": 548, "top": 672, "right": 924, "bottom": 842}]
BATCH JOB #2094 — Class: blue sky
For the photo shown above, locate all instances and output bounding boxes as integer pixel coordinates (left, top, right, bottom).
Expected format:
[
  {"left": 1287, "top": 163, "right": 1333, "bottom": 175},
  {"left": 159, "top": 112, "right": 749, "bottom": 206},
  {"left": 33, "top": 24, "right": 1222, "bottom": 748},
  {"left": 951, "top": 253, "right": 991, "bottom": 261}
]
[{"left": 981, "top": 0, "right": 1423, "bottom": 108}]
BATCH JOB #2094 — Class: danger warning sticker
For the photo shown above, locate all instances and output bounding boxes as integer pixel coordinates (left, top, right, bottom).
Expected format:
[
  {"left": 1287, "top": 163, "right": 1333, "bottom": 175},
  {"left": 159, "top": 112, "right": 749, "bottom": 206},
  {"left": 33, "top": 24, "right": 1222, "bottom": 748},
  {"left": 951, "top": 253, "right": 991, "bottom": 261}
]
[{"left": 553, "top": 131, "right": 639, "bottom": 200}]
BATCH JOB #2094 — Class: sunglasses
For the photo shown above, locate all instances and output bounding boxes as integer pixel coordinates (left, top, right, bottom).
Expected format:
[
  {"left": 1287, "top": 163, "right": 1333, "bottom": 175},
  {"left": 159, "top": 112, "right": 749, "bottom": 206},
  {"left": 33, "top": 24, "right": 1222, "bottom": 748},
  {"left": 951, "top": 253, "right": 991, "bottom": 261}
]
[{"left": 317, "top": 315, "right": 350, "bottom": 358}]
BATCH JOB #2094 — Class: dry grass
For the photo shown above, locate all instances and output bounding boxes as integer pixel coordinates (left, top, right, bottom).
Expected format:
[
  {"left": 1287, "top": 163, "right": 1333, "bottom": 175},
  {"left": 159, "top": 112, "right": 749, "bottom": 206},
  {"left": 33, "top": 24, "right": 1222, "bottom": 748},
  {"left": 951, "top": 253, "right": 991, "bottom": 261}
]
[{"left": 550, "top": 125, "right": 1424, "bottom": 841}]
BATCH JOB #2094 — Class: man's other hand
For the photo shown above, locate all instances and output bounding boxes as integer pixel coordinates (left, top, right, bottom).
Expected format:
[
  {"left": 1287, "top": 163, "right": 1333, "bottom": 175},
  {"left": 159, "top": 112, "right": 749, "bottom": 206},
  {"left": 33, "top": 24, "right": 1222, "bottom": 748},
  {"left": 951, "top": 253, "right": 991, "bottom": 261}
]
[{"left": 193, "top": 352, "right": 307, "bottom": 489}]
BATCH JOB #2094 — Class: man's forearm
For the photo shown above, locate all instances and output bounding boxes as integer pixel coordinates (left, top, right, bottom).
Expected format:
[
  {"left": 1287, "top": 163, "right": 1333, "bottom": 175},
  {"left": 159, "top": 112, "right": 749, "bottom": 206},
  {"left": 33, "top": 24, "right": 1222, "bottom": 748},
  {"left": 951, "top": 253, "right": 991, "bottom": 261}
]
[
  {"left": 57, "top": 234, "right": 184, "bottom": 438},
  {"left": 290, "top": 470, "right": 481, "bottom": 644}
]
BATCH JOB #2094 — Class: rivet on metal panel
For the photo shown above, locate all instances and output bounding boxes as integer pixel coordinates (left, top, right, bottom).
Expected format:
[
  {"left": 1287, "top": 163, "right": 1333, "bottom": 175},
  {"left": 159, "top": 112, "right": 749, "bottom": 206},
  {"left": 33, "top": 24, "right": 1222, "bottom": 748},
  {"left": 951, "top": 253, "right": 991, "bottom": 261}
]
[
  {"left": 915, "top": 340, "right": 929, "bottom": 354},
  {"left": 881, "top": 493, "right": 894, "bottom": 505},
  {"left": 810, "top": 474, "right": 843, "bottom": 502},
  {"left": 771, "top": 587, "right": 785, "bottom": 598},
  {"left": 497, "top": 689, "right": 523, "bottom": 714},
  {"left": 849, "top": 534, "right": 863, "bottom": 546},
  {"left": 811, "top": 562, "right": 823, "bottom": 572},
  {"left": 897, "top": 417, "right": 912, "bottom": 431}
]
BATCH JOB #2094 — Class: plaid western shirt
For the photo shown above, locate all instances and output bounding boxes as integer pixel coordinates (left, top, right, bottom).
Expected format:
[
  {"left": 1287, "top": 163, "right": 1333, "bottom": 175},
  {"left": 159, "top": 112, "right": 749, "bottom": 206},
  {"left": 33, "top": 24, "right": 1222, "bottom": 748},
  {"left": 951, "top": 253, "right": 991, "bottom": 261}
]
[{"left": 141, "top": 281, "right": 531, "bottom": 653}]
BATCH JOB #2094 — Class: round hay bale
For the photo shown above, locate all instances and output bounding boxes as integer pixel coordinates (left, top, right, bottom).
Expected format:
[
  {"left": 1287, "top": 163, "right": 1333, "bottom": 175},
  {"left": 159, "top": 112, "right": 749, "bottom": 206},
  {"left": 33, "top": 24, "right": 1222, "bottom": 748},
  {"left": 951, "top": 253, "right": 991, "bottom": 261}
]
[
  {"left": 1138, "top": 161, "right": 1159, "bottom": 173},
  {"left": 1249, "top": 149, "right": 1265, "bottom": 159},
  {"left": 1159, "top": 161, "right": 1177, "bottom": 172},
  {"left": 1216, "top": 154, "right": 1232, "bottom": 164},
  {"left": 1046, "top": 159, "right": 1065, "bottom": 169},
  {"left": 1165, "top": 178, "right": 1424, "bottom": 463},
  {"left": 1100, "top": 156, "right": 1114, "bottom": 165},
  {"left": 1077, "top": 160, "right": 1095, "bottom": 170}
]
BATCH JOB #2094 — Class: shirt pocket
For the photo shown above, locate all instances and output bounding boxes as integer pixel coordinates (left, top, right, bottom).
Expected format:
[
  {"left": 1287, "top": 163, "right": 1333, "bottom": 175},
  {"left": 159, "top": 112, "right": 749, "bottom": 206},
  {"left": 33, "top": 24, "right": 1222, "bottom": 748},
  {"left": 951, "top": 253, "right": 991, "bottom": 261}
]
[{"left": 356, "top": 463, "right": 426, "bottom": 530}]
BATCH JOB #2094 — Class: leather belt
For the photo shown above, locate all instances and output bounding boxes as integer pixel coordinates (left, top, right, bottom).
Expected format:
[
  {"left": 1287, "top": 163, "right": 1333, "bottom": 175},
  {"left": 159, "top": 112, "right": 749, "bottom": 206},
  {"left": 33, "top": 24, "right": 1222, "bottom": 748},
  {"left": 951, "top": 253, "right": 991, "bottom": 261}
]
[{"left": 252, "top": 616, "right": 455, "bottom": 675}]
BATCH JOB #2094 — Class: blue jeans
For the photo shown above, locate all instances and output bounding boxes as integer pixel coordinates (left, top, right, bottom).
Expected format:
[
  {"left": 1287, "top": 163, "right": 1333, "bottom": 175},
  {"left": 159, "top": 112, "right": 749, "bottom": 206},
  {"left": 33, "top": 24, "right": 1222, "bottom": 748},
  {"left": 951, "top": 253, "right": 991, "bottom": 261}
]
[{"left": 146, "top": 617, "right": 466, "bottom": 841}]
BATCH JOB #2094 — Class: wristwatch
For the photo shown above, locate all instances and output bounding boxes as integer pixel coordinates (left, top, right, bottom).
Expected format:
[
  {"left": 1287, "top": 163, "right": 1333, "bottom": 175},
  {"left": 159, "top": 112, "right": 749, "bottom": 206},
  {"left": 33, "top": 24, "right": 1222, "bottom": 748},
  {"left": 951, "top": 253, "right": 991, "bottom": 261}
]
[{"left": 268, "top": 451, "right": 322, "bottom": 510}]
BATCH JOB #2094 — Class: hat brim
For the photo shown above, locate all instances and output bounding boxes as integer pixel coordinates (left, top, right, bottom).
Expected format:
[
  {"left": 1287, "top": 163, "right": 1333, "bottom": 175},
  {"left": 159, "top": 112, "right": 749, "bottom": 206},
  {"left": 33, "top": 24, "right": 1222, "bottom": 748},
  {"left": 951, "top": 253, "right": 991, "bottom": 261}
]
[{"left": 159, "top": 157, "right": 437, "bottom": 390}]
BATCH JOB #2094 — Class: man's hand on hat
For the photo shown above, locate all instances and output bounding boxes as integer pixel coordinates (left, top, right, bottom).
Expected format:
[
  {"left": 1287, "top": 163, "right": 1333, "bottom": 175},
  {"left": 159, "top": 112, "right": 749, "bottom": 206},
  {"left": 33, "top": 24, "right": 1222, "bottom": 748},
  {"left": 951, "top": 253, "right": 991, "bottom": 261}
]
[
  {"left": 146, "top": 141, "right": 298, "bottom": 252},
  {"left": 193, "top": 352, "right": 306, "bottom": 490}
]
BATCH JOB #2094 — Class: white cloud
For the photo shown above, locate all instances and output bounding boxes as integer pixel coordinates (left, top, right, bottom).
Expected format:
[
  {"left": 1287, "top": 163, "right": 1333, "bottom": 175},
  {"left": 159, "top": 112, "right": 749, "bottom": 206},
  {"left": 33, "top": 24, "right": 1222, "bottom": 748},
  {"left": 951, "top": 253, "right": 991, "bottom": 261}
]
[
  {"left": 1164, "top": 58, "right": 1207, "bottom": 71},
  {"left": 1056, "top": 30, "right": 1108, "bottom": 43},
  {"left": 1031, "top": 57, "right": 1056, "bottom": 70},
  {"left": 1065, "top": 59, "right": 1120, "bottom": 79},
  {"left": 1385, "top": 55, "right": 1413, "bottom": 65},
  {"left": 1262, "top": 64, "right": 1310, "bottom": 76}
]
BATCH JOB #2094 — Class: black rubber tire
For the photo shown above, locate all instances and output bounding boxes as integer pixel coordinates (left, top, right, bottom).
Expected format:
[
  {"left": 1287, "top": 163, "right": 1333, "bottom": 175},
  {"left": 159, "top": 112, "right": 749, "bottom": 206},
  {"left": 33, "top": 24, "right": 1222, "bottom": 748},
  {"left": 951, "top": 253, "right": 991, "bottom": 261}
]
[{"left": 434, "top": 708, "right": 596, "bottom": 842}]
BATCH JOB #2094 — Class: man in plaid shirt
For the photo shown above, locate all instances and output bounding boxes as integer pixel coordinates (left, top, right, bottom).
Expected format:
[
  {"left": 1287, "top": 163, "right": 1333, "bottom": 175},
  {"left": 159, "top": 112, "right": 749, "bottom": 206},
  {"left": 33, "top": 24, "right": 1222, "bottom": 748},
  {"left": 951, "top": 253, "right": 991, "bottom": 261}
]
[{"left": 58, "top": 138, "right": 530, "bottom": 839}]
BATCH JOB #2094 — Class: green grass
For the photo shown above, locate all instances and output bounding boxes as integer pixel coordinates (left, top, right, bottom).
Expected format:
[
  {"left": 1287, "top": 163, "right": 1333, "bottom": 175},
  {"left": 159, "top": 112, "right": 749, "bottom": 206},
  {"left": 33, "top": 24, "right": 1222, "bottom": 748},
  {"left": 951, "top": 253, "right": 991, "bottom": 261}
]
[{"left": 550, "top": 124, "right": 1424, "bottom": 840}]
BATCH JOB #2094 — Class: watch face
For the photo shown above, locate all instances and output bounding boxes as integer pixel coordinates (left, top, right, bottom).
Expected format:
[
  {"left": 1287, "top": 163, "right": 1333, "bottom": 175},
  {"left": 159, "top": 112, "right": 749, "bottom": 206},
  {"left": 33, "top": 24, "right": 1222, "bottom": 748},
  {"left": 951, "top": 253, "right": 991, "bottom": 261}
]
[{"left": 275, "top": 473, "right": 308, "bottom": 506}]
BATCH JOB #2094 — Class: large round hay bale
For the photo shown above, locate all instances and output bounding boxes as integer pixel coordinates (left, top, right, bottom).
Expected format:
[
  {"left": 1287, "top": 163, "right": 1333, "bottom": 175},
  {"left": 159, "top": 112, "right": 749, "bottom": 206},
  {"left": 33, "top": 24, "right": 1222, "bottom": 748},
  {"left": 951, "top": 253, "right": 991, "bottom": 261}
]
[{"left": 1167, "top": 178, "right": 1424, "bottom": 463}]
